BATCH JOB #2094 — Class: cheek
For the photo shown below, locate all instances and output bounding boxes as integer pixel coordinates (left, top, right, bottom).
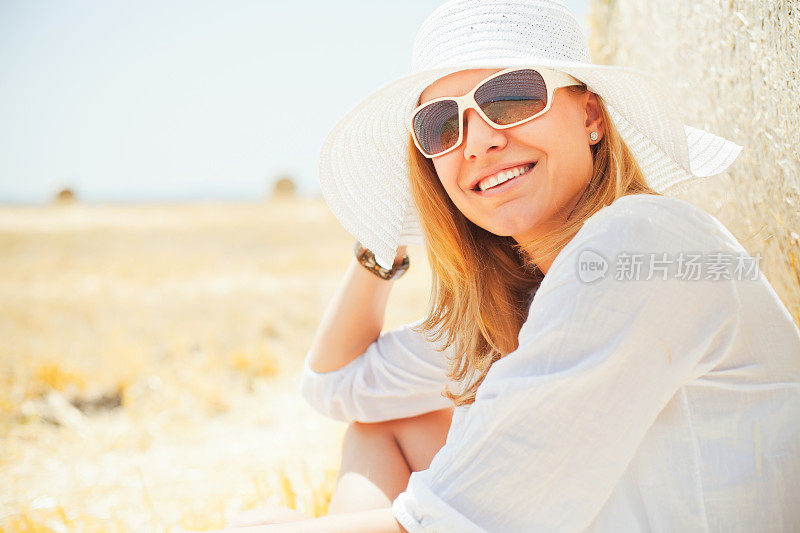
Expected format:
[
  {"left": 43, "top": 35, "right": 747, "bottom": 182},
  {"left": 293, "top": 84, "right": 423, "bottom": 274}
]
[
  {"left": 432, "top": 157, "right": 462, "bottom": 196},
  {"left": 518, "top": 120, "right": 589, "bottom": 176}
]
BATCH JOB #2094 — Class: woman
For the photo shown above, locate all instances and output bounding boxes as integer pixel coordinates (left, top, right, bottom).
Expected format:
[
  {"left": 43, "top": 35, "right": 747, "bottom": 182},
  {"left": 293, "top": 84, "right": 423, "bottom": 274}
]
[{"left": 220, "top": 0, "right": 800, "bottom": 531}]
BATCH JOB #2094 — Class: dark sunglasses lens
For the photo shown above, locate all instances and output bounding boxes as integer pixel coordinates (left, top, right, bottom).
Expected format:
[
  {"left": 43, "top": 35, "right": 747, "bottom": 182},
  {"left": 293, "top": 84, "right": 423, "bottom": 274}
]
[
  {"left": 413, "top": 99, "right": 460, "bottom": 156},
  {"left": 475, "top": 69, "right": 547, "bottom": 125}
]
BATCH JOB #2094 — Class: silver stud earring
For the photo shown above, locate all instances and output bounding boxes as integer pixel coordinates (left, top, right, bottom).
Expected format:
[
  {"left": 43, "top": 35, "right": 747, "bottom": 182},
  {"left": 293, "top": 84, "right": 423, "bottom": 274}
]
[{"left": 589, "top": 131, "right": 598, "bottom": 142}]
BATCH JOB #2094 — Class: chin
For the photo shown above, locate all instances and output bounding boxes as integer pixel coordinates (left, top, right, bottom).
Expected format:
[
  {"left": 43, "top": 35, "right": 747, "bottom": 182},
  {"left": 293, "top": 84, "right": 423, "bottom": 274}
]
[
  {"left": 491, "top": 211, "right": 547, "bottom": 234},
  {"left": 480, "top": 220, "right": 536, "bottom": 239}
]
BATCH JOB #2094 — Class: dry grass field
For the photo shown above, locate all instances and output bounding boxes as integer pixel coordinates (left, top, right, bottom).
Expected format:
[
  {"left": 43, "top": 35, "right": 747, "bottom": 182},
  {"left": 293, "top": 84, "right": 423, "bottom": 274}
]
[{"left": 0, "top": 198, "right": 433, "bottom": 532}]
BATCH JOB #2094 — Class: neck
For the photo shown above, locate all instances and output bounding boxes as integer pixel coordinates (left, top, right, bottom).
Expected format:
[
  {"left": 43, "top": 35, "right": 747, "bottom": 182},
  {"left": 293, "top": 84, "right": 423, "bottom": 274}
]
[{"left": 514, "top": 190, "right": 586, "bottom": 276}]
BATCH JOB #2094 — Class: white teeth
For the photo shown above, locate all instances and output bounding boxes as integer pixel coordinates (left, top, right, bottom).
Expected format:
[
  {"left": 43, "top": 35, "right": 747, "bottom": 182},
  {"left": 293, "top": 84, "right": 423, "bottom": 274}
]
[{"left": 478, "top": 163, "right": 535, "bottom": 192}]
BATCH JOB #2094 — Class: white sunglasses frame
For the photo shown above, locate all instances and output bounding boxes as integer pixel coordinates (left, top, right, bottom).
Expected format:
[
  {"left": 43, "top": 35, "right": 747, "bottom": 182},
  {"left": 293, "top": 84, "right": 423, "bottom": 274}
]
[{"left": 409, "top": 66, "right": 584, "bottom": 158}]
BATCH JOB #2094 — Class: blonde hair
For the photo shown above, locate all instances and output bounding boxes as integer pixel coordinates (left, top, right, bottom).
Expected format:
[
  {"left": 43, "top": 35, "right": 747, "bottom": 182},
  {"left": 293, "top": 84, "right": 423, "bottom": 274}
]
[{"left": 407, "top": 85, "right": 659, "bottom": 407}]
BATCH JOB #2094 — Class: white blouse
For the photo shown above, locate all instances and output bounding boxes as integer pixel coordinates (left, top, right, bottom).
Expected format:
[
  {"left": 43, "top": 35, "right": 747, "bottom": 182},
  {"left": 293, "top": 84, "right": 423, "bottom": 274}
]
[{"left": 298, "top": 194, "right": 800, "bottom": 532}]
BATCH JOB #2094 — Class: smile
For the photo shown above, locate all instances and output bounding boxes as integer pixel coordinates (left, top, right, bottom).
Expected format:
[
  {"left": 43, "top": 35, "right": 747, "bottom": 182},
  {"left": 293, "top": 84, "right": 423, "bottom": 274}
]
[{"left": 473, "top": 162, "right": 536, "bottom": 194}]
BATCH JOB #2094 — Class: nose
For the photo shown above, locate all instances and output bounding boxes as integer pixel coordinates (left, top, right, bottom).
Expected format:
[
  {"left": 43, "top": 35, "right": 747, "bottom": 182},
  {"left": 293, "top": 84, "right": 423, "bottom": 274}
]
[{"left": 461, "top": 107, "right": 507, "bottom": 160}]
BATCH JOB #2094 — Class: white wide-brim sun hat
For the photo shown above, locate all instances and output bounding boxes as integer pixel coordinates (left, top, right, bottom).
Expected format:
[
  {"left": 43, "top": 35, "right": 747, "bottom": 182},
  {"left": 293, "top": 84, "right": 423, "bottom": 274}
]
[{"left": 319, "top": 0, "right": 743, "bottom": 270}]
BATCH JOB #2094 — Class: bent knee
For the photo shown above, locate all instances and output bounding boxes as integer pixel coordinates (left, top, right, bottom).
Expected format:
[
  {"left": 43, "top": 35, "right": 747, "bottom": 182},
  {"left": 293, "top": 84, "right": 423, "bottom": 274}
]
[
  {"left": 345, "top": 408, "right": 455, "bottom": 471},
  {"left": 350, "top": 407, "right": 454, "bottom": 430},
  {"left": 389, "top": 407, "right": 455, "bottom": 472}
]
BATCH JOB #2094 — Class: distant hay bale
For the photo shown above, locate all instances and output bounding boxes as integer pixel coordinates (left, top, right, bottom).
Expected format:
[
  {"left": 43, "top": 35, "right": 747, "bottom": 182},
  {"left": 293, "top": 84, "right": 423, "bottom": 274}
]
[
  {"left": 54, "top": 188, "right": 76, "bottom": 204},
  {"left": 271, "top": 176, "right": 296, "bottom": 199}
]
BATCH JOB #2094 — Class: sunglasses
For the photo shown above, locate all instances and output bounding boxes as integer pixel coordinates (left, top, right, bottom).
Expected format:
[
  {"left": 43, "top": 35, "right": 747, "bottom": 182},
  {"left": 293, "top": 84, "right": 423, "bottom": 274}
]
[{"left": 410, "top": 66, "right": 584, "bottom": 158}]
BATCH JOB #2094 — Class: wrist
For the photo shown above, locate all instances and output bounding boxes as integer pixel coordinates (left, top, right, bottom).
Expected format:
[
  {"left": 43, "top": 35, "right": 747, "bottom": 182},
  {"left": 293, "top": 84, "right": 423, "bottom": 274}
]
[
  {"left": 393, "top": 246, "right": 408, "bottom": 268},
  {"left": 353, "top": 241, "right": 410, "bottom": 281}
]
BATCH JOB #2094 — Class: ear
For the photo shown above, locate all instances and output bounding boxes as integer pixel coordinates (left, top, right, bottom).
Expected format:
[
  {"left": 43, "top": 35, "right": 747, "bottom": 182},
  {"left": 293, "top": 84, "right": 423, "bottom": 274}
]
[{"left": 583, "top": 92, "right": 604, "bottom": 144}]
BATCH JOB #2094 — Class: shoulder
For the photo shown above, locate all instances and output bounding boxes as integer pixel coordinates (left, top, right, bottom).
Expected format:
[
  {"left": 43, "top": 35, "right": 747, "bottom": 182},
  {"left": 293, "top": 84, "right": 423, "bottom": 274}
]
[
  {"left": 565, "top": 194, "right": 744, "bottom": 259},
  {"left": 585, "top": 193, "right": 729, "bottom": 241},
  {"left": 514, "top": 194, "right": 747, "bottom": 357},
  {"left": 539, "top": 193, "right": 749, "bottom": 291}
]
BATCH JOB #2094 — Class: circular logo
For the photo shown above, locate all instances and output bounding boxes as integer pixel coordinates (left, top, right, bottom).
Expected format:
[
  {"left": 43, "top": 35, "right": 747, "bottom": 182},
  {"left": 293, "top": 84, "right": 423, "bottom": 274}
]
[{"left": 576, "top": 249, "right": 609, "bottom": 283}]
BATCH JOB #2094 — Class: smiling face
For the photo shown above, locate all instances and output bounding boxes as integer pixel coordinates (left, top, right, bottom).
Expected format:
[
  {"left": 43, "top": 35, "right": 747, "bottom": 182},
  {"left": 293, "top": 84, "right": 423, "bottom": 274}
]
[{"left": 417, "top": 68, "right": 604, "bottom": 269}]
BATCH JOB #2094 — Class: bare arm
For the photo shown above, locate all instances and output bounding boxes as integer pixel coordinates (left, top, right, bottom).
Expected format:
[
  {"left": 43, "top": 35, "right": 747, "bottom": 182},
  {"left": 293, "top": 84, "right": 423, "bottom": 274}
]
[
  {"left": 195, "top": 508, "right": 408, "bottom": 533},
  {"left": 306, "top": 246, "right": 407, "bottom": 373}
]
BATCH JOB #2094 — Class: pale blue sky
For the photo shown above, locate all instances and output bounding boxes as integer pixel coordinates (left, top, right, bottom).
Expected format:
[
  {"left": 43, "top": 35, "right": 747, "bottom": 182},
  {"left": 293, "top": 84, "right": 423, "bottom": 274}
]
[{"left": 0, "top": 1, "right": 588, "bottom": 203}]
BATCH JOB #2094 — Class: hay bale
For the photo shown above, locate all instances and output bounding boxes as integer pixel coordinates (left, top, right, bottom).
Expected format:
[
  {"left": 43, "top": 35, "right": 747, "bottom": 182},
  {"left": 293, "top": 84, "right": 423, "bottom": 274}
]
[
  {"left": 589, "top": 0, "right": 800, "bottom": 324},
  {"left": 271, "top": 176, "right": 296, "bottom": 199},
  {"left": 54, "top": 188, "right": 76, "bottom": 204}
]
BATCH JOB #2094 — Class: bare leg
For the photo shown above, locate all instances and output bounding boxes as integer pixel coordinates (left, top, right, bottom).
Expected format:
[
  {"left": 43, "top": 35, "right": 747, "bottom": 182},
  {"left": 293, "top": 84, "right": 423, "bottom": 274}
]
[
  {"left": 326, "top": 420, "right": 410, "bottom": 514},
  {"left": 326, "top": 407, "right": 454, "bottom": 515}
]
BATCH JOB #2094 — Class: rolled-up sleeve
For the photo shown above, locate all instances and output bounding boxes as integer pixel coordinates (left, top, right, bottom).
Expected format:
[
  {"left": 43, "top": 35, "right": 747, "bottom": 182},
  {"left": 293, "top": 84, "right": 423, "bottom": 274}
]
[
  {"left": 298, "top": 318, "right": 456, "bottom": 423},
  {"left": 392, "top": 199, "right": 743, "bottom": 531}
]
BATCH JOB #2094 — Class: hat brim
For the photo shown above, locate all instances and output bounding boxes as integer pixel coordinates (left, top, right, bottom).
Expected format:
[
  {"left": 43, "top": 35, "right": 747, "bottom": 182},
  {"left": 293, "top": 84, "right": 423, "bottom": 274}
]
[{"left": 319, "top": 60, "right": 743, "bottom": 270}]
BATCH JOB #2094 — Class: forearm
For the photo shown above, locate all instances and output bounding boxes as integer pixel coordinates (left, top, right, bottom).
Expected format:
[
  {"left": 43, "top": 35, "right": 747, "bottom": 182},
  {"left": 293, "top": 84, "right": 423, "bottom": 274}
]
[
  {"left": 306, "top": 246, "right": 407, "bottom": 373},
  {"left": 219, "top": 507, "right": 408, "bottom": 533}
]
